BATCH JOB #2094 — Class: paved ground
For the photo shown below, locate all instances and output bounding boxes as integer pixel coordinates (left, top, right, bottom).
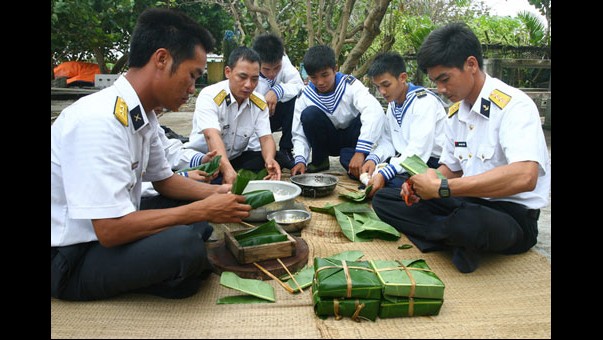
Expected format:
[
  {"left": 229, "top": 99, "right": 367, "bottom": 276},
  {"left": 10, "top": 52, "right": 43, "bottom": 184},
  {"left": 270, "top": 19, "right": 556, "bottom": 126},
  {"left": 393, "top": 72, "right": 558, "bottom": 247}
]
[{"left": 158, "top": 105, "right": 552, "bottom": 262}]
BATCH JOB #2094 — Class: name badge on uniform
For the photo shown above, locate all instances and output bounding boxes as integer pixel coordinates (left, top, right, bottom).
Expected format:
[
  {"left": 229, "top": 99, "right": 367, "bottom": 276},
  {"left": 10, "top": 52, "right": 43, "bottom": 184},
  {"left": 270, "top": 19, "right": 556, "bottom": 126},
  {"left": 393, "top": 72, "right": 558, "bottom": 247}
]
[
  {"left": 455, "top": 141, "right": 467, "bottom": 147},
  {"left": 223, "top": 124, "right": 230, "bottom": 130},
  {"left": 131, "top": 161, "right": 139, "bottom": 170}
]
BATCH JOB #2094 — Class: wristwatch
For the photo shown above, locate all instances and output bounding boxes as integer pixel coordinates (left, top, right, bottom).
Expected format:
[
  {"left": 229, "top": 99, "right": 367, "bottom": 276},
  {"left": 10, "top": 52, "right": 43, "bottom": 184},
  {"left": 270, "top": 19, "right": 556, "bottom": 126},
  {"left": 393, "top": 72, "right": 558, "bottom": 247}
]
[{"left": 438, "top": 178, "right": 451, "bottom": 198}]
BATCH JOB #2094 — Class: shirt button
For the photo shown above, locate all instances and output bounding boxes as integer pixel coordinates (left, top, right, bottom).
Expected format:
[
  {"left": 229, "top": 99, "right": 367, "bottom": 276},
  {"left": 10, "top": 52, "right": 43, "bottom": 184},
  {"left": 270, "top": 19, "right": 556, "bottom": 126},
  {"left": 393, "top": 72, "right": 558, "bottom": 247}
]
[
  {"left": 468, "top": 153, "right": 472, "bottom": 158},
  {"left": 459, "top": 155, "right": 463, "bottom": 160},
  {"left": 469, "top": 125, "right": 474, "bottom": 130}
]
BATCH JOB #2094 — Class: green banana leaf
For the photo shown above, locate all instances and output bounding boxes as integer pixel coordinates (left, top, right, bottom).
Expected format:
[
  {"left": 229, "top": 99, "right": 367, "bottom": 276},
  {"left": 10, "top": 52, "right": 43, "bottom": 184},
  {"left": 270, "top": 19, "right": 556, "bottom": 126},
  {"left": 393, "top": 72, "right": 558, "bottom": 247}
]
[
  {"left": 339, "top": 185, "right": 373, "bottom": 202},
  {"left": 369, "top": 259, "right": 445, "bottom": 299},
  {"left": 219, "top": 271, "right": 275, "bottom": 302},
  {"left": 176, "top": 155, "right": 222, "bottom": 175},
  {"left": 216, "top": 295, "right": 273, "bottom": 304},
  {"left": 234, "top": 219, "right": 286, "bottom": 246},
  {"left": 400, "top": 154, "right": 445, "bottom": 179},
  {"left": 309, "top": 202, "right": 374, "bottom": 216},
  {"left": 334, "top": 208, "right": 369, "bottom": 242},
  {"left": 353, "top": 213, "right": 400, "bottom": 241},
  {"left": 243, "top": 190, "right": 275, "bottom": 209},
  {"left": 237, "top": 234, "right": 288, "bottom": 247},
  {"left": 232, "top": 174, "right": 251, "bottom": 195},
  {"left": 313, "top": 257, "right": 382, "bottom": 300},
  {"left": 280, "top": 250, "right": 366, "bottom": 293},
  {"left": 237, "top": 168, "right": 268, "bottom": 180}
]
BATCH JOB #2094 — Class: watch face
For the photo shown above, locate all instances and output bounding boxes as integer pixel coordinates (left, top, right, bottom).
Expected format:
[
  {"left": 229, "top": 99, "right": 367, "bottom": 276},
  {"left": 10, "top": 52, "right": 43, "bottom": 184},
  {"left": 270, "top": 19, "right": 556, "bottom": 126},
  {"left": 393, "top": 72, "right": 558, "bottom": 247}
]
[{"left": 440, "top": 189, "right": 450, "bottom": 198}]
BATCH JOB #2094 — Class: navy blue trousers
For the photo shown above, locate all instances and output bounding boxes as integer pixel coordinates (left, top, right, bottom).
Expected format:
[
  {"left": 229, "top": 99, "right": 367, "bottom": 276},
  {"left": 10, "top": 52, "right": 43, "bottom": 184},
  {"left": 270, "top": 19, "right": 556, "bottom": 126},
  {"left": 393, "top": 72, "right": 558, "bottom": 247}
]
[
  {"left": 300, "top": 106, "right": 361, "bottom": 169},
  {"left": 270, "top": 97, "right": 296, "bottom": 151},
  {"left": 51, "top": 196, "right": 214, "bottom": 300}
]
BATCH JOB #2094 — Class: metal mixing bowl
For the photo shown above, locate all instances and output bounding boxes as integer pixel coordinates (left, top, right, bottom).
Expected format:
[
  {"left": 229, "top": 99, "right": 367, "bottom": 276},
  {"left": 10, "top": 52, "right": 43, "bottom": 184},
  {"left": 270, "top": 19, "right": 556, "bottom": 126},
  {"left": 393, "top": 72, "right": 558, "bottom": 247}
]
[
  {"left": 267, "top": 209, "right": 312, "bottom": 232},
  {"left": 242, "top": 180, "right": 302, "bottom": 221},
  {"left": 290, "top": 174, "right": 339, "bottom": 197}
]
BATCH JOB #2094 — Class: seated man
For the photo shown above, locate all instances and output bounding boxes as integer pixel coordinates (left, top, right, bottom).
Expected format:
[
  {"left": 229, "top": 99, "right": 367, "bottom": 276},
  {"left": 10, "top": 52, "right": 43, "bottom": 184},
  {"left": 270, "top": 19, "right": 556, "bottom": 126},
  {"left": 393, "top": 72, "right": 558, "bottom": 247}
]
[
  {"left": 252, "top": 33, "right": 304, "bottom": 170},
  {"left": 51, "top": 8, "right": 252, "bottom": 301},
  {"left": 372, "top": 22, "right": 551, "bottom": 273},
  {"left": 362, "top": 51, "right": 447, "bottom": 196},
  {"left": 290, "top": 45, "right": 385, "bottom": 178},
  {"left": 183, "top": 46, "right": 281, "bottom": 184}
]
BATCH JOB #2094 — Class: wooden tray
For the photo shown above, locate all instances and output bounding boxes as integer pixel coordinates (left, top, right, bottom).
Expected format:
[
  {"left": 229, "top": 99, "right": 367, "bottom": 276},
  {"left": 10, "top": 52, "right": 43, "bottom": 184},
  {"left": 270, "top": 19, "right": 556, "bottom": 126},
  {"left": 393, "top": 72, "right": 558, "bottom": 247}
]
[
  {"left": 224, "top": 223, "right": 295, "bottom": 264},
  {"left": 207, "top": 236, "right": 309, "bottom": 280}
]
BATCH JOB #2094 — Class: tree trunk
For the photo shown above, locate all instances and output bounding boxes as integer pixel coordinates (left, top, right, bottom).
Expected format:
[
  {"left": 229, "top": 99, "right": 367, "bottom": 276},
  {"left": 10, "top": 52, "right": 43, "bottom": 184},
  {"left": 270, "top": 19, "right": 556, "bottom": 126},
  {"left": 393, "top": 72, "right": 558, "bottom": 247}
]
[
  {"left": 339, "top": 0, "right": 391, "bottom": 74},
  {"left": 112, "top": 53, "right": 129, "bottom": 74},
  {"left": 93, "top": 46, "right": 108, "bottom": 74}
]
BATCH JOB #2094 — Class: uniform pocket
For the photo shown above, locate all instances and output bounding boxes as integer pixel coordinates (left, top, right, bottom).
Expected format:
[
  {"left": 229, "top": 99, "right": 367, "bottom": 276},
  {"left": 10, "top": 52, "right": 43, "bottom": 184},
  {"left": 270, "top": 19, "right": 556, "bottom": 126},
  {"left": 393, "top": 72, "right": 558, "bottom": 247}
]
[
  {"left": 233, "top": 127, "right": 253, "bottom": 152},
  {"left": 453, "top": 147, "right": 469, "bottom": 163},
  {"left": 476, "top": 145, "right": 495, "bottom": 162}
]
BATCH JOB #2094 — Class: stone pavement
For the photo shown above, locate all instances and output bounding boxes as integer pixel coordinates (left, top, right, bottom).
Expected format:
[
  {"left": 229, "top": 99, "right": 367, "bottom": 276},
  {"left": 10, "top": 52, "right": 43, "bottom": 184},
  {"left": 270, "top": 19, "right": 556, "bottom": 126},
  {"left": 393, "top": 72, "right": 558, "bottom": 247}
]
[{"left": 158, "top": 109, "right": 552, "bottom": 262}]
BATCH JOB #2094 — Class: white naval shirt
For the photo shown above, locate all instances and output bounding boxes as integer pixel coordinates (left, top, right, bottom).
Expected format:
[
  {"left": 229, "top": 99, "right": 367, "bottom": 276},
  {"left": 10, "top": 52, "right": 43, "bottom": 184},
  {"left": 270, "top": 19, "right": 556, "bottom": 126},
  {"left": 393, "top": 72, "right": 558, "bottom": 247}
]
[
  {"left": 366, "top": 84, "right": 447, "bottom": 181},
  {"left": 51, "top": 76, "right": 173, "bottom": 247},
  {"left": 184, "top": 80, "right": 272, "bottom": 159},
  {"left": 439, "top": 74, "right": 551, "bottom": 209},
  {"left": 255, "top": 54, "right": 304, "bottom": 103},
  {"left": 291, "top": 72, "right": 385, "bottom": 165}
]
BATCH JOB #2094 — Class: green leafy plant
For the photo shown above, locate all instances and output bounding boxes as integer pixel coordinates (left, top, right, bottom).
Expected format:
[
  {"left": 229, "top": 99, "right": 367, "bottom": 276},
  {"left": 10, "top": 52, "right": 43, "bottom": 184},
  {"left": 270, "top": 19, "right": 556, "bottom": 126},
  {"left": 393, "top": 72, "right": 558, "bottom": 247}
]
[{"left": 176, "top": 155, "right": 221, "bottom": 175}]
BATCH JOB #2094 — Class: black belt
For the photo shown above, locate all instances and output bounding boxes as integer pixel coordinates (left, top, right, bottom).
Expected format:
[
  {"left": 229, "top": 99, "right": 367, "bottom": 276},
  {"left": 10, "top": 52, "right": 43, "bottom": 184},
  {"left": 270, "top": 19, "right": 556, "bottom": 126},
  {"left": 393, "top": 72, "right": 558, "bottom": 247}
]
[{"left": 527, "top": 209, "right": 540, "bottom": 220}]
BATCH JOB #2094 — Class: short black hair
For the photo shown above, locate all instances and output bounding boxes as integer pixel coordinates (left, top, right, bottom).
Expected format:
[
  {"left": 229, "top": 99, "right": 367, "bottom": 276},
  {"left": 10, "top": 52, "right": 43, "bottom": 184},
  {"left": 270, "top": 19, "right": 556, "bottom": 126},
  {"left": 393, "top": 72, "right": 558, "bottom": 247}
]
[
  {"left": 128, "top": 8, "right": 215, "bottom": 74},
  {"left": 251, "top": 33, "right": 284, "bottom": 64},
  {"left": 367, "top": 51, "right": 407, "bottom": 78},
  {"left": 303, "top": 45, "right": 336, "bottom": 75},
  {"left": 416, "top": 22, "right": 483, "bottom": 73},
  {"left": 227, "top": 46, "right": 261, "bottom": 68}
]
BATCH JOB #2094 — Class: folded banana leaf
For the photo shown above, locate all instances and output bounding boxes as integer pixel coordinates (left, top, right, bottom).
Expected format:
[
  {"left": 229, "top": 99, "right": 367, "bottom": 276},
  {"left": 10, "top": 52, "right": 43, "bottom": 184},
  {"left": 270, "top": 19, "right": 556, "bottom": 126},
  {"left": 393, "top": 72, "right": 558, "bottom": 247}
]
[
  {"left": 234, "top": 219, "right": 287, "bottom": 247},
  {"left": 379, "top": 295, "right": 443, "bottom": 318},
  {"left": 313, "top": 257, "right": 382, "bottom": 300},
  {"left": 217, "top": 295, "right": 273, "bottom": 304},
  {"left": 237, "top": 233, "right": 288, "bottom": 247},
  {"left": 219, "top": 271, "right": 275, "bottom": 303},
  {"left": 334, "top": 208, "right": 370, "bottom": 242},
  {"left": 243, "top": 189, "right": 275, "bottom": 209},
  {"left": 313, "top": 291, "right": 380, "bottom": 321},
  {"left": 400, "top": 154, "right": 445, "bottom": 178},
  {"left": 237, "top": 168, "right": 268, "bottom": 180},
  {"left": 353, "top": 214, "right": 400, "bottom": 241},
  {"left": 176, "top": 155, "right": 222, "bottom": 175},
  {"left": 280, "top": 251, "right": 366, "bottom": 293},
  {"left": 232, "top": 173, "right": 251, "bottom": 195},
  {"left": 339, "top": 185, "right": 373, "bottom": 202},
  {"left": 309, "top": 202, "right": 374, "bottom": 216},
  {"left": 369, "top": 259, "right": 445, "bottom": 299}
]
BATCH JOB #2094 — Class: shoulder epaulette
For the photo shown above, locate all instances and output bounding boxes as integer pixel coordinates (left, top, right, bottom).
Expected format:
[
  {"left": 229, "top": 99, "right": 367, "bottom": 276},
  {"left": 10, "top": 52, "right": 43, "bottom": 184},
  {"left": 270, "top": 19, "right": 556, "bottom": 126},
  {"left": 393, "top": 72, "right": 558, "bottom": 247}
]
[
  {"left": 250, "top": 93, "right": 267, "bottom": 110},
  {"left": 213, "top": 89, "right": 227, "bottom": 106},
  {"left": 415, "top": 90, "right": 427, "bottom": 98},
  {"left": 345, "top": 75, "right": 356, "bottom": 85},
  {"left": 448, "top": 101, "right": 461, "bottom": 118},
  {"left": 489, "top": 89, "right": 512, "bottom": 109},
  {"left": 113, "top": 96, "right": 129, "bottom": 126}
]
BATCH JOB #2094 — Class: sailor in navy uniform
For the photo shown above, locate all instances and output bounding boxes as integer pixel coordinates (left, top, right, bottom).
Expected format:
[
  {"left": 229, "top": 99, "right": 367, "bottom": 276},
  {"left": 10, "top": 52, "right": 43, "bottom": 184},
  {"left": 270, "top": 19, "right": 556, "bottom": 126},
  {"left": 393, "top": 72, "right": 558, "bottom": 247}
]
[
  {"left": 372, "top": 23, "right": 550, "bottom": 273},
  {"left": 183, "top": 46, "right": 281, "bottom": 184},
  {"left": 364, "top": 52, "right": 447, "bottom": 193},
  {"left": 252, "top": 33, "right": 304, "bottom": 169},
  {"left": 290, "top": 45, "right": 385, "bottom": 178}
]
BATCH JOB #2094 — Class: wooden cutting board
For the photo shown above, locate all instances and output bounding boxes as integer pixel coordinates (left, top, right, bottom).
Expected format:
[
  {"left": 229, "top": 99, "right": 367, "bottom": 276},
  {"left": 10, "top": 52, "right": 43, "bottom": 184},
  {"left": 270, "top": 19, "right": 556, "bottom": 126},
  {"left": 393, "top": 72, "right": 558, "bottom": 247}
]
[{"left": 207, "top": 236, "right": 309, "bottom": 280}]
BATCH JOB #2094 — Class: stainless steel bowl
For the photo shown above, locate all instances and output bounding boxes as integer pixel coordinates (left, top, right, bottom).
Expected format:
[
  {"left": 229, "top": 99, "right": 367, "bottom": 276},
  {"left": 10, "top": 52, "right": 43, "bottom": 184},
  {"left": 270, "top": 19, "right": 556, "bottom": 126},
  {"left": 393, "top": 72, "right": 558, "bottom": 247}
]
[
  {"left": 242, "top": 180, "right": 302, "bottom": 221},
  {"left": 267, "top": 209, "right": 312, "bottom": 232},
  {"left": 290, "top": 174, "right": 339, "bottom": 197}
]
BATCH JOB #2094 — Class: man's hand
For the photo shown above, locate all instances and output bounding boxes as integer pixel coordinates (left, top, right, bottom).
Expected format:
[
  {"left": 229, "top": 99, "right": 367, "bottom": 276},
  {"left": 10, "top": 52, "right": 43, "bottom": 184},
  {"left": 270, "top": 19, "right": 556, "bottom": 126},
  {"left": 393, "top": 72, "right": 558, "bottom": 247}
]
[
  {"left": 191, "top": 193, "right": 251, "bottom": 223},
  {"left": 348, "top": 152, "right": 366, "bottom": 179},
  {"left": 366, "top": 172, "right": 386, "bottom": 198},
  {"left": 291, "top": 163, "right": 306, "bottom": 176},
  {"left": 400, "top": 169, "right": 442, "bottom": 203},
  {"left": 200, "top": 150, "right": 218, "bottom": 164},
  {"left": 265, "top": 90, "right": 278, "bottom": 116},
  {"left": 361, "top": 160, "right": 376, "bottom": 178},
  {"left": 264, "top": 159, "right": 282, "bottom": 180},
  {"left": 186, "top": 170, "right": 213, "bottom": 182}
]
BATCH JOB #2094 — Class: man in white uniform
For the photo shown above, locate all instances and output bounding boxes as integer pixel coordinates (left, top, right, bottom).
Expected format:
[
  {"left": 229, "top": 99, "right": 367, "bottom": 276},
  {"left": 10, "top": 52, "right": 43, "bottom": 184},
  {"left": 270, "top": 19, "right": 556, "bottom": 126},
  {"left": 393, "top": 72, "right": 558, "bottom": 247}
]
[
  {"left": 252, "top": 33, "right": 304, "bottom": 169},
  {"left": 290, "top": 45, "right": 385, "bottom": 179},
  {"left": 51, "top": 8, "right": 252, "bottom": 301},
  {"left": 362, "top": 51, "right": 447, "bottom": 196},
  {"left": 183, "top": 46, "right": 281, "bottom": 185},
  {"left": 372, "top": 23, "right": 551, "bottom": 273}
]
